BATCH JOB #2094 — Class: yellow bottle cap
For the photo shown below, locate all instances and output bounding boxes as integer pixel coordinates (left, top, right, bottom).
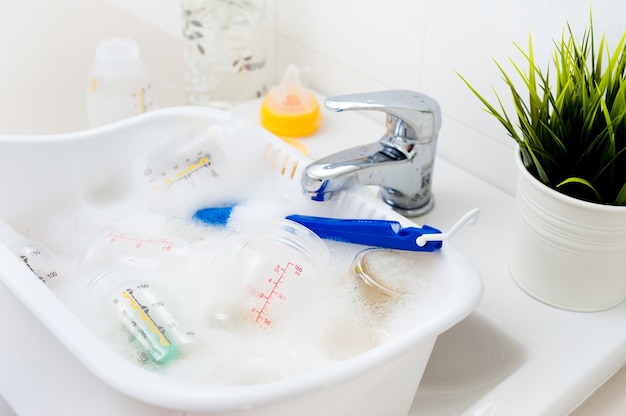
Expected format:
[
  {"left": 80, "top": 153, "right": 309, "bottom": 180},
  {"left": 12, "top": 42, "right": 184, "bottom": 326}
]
[{"left": 260, "top": 65, "right": 322, "bottom": 138}]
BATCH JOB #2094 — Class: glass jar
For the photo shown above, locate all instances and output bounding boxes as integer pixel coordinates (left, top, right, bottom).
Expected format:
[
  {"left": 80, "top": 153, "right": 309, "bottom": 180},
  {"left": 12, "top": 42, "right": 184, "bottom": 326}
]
[
  {"left": 0, "top": 222, "right": 64, "bottom": 289},
  {"left": 180, "top": 0, "right": 268, "bottom": 109}
]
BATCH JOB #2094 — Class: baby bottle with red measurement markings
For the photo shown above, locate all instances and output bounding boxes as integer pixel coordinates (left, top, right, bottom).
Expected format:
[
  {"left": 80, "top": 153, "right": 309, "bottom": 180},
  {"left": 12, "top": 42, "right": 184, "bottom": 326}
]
[
  {"left": 79, "top": 227, "right": 200, "bottom": 271},
  {"left": 219, "top": 219, "right": 329, "bottom": 332}
]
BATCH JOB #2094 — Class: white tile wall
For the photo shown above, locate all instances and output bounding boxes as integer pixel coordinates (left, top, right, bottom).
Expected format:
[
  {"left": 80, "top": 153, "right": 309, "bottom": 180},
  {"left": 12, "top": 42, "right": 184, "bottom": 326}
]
[{"left": 270, "top": 0, "right": 626, "bottom": 195}]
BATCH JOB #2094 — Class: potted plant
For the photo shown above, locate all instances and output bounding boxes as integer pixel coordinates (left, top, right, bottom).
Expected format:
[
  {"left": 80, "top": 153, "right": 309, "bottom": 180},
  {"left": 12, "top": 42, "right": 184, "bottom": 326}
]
[{"left": 459, "top": 17, "right": 626, "bottom": 311}]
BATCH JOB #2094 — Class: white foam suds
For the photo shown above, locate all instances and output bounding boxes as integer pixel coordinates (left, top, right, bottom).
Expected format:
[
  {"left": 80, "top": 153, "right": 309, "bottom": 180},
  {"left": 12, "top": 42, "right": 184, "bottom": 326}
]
[{"left": 5, "top": 125, "right": 440, "bottom": 386}]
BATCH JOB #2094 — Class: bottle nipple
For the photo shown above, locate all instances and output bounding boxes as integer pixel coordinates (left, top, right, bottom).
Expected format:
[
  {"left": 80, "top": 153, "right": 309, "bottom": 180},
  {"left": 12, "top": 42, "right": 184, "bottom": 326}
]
[{"left": 260, "top": 65, "right": 322, "bottom": 138}]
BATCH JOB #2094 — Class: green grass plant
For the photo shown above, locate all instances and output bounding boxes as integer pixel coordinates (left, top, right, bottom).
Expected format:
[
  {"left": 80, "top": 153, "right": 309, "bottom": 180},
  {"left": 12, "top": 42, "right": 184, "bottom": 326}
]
[{"left": 459, "top": 17, "right": 626, "bottom": 205}]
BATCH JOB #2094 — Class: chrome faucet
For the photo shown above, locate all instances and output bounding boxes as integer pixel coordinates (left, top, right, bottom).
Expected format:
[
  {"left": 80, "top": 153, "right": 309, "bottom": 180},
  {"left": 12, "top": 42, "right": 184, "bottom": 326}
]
[{"left": 302, "top": 90, "right": 442, "bottom": 217}]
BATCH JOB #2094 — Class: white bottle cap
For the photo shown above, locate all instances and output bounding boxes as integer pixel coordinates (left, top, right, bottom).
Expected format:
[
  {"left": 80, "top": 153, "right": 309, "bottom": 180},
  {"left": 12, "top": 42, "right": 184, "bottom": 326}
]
[{"left": 94, "top": 37, "right": 143, "bottom": 77}]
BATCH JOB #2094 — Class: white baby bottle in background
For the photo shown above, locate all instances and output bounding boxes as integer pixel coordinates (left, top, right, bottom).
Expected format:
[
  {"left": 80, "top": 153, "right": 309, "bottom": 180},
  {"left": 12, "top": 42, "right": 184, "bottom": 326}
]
[{"left": 86, "top": 37, "right": 154, "bottom": 127}]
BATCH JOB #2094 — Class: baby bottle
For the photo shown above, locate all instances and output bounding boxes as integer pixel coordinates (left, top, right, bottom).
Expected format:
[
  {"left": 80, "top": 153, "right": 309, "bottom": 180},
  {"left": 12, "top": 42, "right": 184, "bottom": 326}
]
[
  {"left": 209, "top": 219, "right": 329, "bottom": 332},
  {"left": 79, "top": 227, "right": 207, "bottom": 366},
  {"left": 141, "top": 121, "right": 223, "bottom": 191},
  {"left": 88, "top": 268, "right": 195, "bottom": 365},
  {"left": 0, "top": 221, "right": 64, "bottom": 289},
  {"left": 86, "top": 37, "right": 153, "bottom": 127},
  {"left": 80, "top": 227, "right": 199, "bottom": 270}
]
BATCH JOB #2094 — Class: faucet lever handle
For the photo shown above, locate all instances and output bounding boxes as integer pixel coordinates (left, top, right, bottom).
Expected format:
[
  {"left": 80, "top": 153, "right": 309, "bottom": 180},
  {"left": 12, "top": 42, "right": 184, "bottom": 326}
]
[{"left": 324, "top": 89, "right": 441, "bottom": 143}]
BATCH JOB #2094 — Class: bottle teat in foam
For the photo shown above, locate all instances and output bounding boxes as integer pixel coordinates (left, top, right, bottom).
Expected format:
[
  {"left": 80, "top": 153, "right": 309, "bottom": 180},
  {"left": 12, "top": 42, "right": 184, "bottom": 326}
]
[{"left": 260, "top": 65, "right": 322, "bottom": 138}]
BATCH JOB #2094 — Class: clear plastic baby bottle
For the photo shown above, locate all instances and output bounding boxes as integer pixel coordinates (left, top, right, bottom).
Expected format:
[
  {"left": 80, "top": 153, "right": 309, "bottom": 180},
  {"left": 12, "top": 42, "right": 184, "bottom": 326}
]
[
  {"left": 141, "top": 121, "right": 223, "bottom": 191},
  {"left": 89, "top": 268, "right": 196, "bottom": 365},
  {"left": 209, "top": 219, "right": 329, "bottom": 332}
]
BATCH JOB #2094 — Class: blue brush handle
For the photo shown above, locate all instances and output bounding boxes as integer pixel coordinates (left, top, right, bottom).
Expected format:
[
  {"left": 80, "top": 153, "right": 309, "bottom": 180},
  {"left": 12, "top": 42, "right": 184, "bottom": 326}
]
[{"left": 285, "top": 215, "right": 442, "bottom": 252}]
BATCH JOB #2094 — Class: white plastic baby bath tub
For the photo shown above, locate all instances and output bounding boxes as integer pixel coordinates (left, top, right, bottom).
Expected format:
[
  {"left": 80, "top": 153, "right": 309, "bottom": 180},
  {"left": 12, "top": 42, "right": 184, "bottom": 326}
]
[{"left": 0, "top": 107, "right": 482, "bottom": 416}]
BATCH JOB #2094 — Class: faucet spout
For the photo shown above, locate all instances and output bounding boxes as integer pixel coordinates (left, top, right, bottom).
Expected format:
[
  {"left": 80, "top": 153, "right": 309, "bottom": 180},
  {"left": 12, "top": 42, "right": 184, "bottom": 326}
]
[
  {"left": 303, "top": 140, "right": 435, "bottom": 216},
  {"left": 302, "top": 142, "right": 397, "bottom": 199},
  {"left": 301, "top": 90, "right": 441, "bottom": 217}
]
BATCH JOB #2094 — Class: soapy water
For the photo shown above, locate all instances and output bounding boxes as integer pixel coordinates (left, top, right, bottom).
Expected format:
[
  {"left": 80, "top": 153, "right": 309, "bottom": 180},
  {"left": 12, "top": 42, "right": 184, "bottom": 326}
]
[{"left": 9, "top": 118, "right": 438, "bottom": 385}]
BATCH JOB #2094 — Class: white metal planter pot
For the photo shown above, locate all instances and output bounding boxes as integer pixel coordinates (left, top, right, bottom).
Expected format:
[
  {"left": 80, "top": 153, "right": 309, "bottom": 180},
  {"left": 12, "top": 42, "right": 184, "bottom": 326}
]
[{"left": 510, "top": 150, "right": 626, "bottom": 312}]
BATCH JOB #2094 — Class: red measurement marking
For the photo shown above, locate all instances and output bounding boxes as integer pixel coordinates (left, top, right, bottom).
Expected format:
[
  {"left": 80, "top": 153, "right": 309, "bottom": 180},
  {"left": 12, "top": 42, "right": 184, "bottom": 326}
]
[
  {"left": 107, "top": 231, "right": 174, "bottom": 251},
  {"left": 249, "top": 262, "right": 298, "bottom": 328}
]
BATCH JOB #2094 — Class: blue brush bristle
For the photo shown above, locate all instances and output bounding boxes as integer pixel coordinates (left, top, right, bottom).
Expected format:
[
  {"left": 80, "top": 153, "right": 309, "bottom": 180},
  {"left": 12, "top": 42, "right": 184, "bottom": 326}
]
[{"left": 193, "top": 205, "right": 235, "bottom": 226}]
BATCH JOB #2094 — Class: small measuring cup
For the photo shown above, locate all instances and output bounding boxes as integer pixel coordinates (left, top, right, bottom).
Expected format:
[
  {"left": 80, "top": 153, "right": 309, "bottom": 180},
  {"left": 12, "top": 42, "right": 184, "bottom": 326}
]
[{"left": 213, "top": 219, "right": 329, "bottom": 332}]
